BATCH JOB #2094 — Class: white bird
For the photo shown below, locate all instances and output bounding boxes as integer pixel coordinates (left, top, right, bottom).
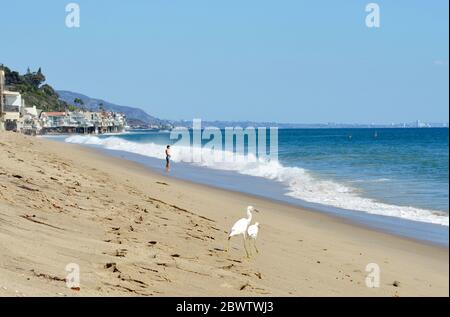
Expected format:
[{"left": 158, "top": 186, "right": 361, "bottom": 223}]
[
  {"left": 247, "top": 222, "right": 260, "bottom": 255},
  {"left": 226, "top": 206, "right": 259, "bottom": 257}
]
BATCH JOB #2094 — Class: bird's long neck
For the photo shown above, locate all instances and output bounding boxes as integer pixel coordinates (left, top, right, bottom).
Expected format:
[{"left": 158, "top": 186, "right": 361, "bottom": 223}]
[{"left": 247, "top": 210, "right": 252, "bottom": 223}]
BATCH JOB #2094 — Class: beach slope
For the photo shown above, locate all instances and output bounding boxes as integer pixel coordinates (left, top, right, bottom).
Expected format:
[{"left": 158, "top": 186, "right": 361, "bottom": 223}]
[{"left": 0, "top": 132, "right": 448, "bottom": 296}]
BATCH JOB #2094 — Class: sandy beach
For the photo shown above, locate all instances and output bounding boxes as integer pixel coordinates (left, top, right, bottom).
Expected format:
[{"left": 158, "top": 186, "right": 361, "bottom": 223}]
[{"left": 0, "top": 132, "right": 448, "bottom": 297}]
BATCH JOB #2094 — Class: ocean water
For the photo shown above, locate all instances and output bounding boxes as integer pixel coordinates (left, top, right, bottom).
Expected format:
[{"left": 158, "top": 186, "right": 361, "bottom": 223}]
[{"left": 61, "top": 128, "right": 449, "bottom": 239}]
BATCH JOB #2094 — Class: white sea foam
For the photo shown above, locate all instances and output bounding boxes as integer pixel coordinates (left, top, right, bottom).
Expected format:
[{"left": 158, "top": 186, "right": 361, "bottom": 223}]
[
  {"left": 65, "top": 135, "right": 449, "bottom": 226},
  {"left": 350, "top": 178, "right": 391, "bottom": 183}
]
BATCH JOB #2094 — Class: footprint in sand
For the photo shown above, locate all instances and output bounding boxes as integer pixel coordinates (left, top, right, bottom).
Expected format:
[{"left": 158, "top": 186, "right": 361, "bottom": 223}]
[
  {"left": 115, "top": 249, "right": 128, "bottom": 257},
  {"left": 104, "top": 263, "right": 120, "bottom": 273}
]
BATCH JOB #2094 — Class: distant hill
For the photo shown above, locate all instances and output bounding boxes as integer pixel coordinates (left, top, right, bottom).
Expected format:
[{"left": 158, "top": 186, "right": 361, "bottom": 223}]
[{"left": 57, "top": 90, "right": 165, "bottom": 126}]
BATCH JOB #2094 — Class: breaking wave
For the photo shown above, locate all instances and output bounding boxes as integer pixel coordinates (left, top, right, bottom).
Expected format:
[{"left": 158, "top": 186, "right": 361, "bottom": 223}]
[{"left": 65, "top": 135, "right": 449, "bottom": 226}]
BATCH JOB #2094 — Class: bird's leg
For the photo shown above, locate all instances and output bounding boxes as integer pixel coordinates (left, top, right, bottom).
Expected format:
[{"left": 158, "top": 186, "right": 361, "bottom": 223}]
[
  {"left": 248, "top": 238, "right": 258, "bottom": 253},
  {"left": 243, "top": 235, "right": 250, "bottom": 258},
  {"left": 226, "top": 236, "right": 231, "bottom": 252},
  {"left": 253, "top": 240, "right": 259, "bottom": 254},
  {"left": 247, "top": 239, "right": 253, "bottom": 257}
]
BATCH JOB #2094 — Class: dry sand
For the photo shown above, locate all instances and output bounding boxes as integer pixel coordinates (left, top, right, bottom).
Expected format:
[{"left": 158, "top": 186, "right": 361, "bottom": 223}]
[{"left": 0, "top": 132, "right": 448, "bottom": 297}]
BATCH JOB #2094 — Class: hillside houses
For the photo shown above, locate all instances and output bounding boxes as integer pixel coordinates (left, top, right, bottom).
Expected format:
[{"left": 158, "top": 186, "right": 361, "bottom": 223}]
[
  {"left": 1, "top": 67, "right": 127, "bottom": 135},
  {"left": 40, "top": 111, "right": 127, "bottom": 134},
  {"left": 21, "top": 106, "right": 43, "bottom": 135}
]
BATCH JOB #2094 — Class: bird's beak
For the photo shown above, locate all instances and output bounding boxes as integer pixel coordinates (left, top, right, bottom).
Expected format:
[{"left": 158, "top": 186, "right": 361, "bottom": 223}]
[{"left": 254, "top": 209, "right": 260, "bottom": 213}]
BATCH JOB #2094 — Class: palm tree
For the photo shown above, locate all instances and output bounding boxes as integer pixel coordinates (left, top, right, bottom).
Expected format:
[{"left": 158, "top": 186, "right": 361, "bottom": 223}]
[{"left": 74, "top": 98, "right": 85, "bottom": 111}]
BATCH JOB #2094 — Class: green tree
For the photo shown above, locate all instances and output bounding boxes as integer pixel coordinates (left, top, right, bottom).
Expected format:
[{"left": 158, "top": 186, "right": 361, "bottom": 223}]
[
  {"left": 68, "top": 104, "right": 78, "bottom": 111},
  {"left": 74, "top": 98, "right": 85, "bottom": 110},
  {"left": 3, "top": 65, "right": 70, "bottom": 112}
]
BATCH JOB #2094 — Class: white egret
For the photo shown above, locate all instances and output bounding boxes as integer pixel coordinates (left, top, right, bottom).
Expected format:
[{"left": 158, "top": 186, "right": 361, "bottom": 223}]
[
  {"left": 226, "top": 206, "right": 259, "bottom": 257},
  {"left": 247, "top": 222, "right": 260, "bottom": 254}
]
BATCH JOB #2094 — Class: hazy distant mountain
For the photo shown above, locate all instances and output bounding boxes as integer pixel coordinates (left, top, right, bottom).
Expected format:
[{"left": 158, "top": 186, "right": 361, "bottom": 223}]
[{"left": 57, "top": 90, "right": 164, "bottom": 126}]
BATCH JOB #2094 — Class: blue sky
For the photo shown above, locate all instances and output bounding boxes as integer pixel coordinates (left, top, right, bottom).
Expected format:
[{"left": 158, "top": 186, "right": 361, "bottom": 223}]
[{"left": 1, "top": 0, "right": 448, "bottom": 123}]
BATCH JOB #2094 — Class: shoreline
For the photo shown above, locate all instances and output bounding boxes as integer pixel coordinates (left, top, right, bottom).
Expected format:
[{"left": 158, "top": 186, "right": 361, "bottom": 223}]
[
  {"left": 57, "top": 130, "right": 449, "bottom": 235},
  {"left": 45, "top": 134, "right": 449, "bottom": 250},
  {"left": 99, "top": 148, "right": 448, "bottom": 248},
  {"left": 68, "top": 139, "right": 448, "bottom": 247},
  {"left": 1, "top": 132, "right": 448, "bottom": 296}
]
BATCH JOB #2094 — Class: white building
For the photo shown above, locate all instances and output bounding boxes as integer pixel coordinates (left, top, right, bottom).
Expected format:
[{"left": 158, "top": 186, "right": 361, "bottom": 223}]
[
  {"left": 21, "top": 106, "right": 42, "bottom": 135},
  {"left": 1, "top": 69, "right": 24, "bottom": 131}
]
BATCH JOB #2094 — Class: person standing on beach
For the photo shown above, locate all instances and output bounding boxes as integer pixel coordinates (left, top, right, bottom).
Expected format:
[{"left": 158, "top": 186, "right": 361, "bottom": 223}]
[{"left": 165, "top": 145, "right": 172, "bottom": 171}]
